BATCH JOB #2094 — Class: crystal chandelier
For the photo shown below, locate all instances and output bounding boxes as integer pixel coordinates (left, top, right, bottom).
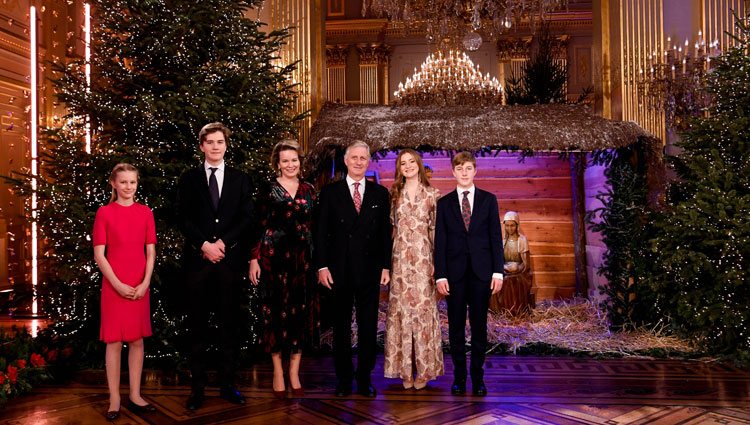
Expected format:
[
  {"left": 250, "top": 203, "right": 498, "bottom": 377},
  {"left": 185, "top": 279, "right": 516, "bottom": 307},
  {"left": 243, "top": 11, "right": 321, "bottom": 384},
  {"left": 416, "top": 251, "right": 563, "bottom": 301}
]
[
  {"left": 636, "top": 31, "right": 720, "bottom": 131},
  {"left": 362, "top": 0, "right": 573, "bottom": 51},
  {"left": 393, "top": 50, "right": 503, "bottom": 106}
]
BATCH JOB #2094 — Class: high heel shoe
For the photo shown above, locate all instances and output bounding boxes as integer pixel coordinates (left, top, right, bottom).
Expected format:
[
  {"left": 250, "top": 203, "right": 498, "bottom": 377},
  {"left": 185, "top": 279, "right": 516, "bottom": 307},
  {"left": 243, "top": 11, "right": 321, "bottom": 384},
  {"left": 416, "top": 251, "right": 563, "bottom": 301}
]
[
  {"left": 272, "top": 385, "right": 287, "bottom": 399},
  {"left": 105, "top": 409, "right": 120, "bottom": 421},
  {"left": 414, "top": 377, "right": 428, "bottom": 390},
  {"left": 402, "top": 377, "right": 414, "bottom": 389},
  {"left": 290, "top": 385, "right": 305, "bottom": 397}
]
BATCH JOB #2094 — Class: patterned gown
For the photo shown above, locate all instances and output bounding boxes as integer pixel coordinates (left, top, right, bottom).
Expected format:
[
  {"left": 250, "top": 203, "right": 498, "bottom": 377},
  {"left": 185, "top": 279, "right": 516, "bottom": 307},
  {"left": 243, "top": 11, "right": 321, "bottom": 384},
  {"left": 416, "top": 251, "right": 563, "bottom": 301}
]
[
  {"left": 251, "top": 180, "right": 317, "bottom": 354},
  {"left": 384, "top": 184, "right": 444, "bottom": 381}
]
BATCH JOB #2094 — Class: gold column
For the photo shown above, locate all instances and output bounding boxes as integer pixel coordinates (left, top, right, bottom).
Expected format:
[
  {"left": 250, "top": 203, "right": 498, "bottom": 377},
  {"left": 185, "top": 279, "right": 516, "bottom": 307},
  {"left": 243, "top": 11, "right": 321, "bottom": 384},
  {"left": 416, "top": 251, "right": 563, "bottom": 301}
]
[
  {"left": 357, "top": 43, "right": 390, "bottom": 105},
  {"left": 325, "top": 44, "right": 348, "bottom": 103},
  {"left": 266, "top": 0, "right": 324, "bottom": 150},
  {"left": 619, "top": 0, "right": 666, "bottom": 142},
  {"left": 702, "top": 0, "right": 747, "bottom": 50}
]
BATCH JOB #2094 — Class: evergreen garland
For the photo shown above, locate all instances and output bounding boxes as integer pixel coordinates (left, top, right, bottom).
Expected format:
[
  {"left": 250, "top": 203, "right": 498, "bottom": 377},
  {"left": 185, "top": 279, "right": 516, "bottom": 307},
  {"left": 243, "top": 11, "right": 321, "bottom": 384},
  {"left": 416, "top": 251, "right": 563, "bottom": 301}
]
[{"left": 587, "top": 144, "right": 660, "bottom": 331}]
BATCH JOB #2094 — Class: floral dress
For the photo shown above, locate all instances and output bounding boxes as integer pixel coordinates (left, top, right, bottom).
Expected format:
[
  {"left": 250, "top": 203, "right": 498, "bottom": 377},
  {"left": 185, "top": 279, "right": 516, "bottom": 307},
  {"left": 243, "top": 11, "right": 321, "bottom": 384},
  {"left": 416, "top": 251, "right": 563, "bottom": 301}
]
[
  {"left": 384, "top": 184, "right": 444, "bottom": 381},
  {"left": 251, "top": 180, "right": 317, "bottom": 353}
]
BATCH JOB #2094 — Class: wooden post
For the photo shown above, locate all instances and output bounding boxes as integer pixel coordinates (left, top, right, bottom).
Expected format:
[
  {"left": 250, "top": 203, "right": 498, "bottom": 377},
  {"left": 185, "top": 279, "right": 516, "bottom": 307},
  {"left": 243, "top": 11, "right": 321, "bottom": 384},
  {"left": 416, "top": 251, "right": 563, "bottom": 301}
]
[{"left": 570, "top": 152, "right": 589, "bottom": 298}]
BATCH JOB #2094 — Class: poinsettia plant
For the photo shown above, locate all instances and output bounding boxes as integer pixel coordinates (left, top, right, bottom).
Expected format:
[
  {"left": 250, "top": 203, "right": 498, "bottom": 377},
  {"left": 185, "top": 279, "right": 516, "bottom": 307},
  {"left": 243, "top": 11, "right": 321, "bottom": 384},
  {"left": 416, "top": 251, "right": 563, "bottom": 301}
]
[{"left": 0, "top": 326, "right": 68, "bottom": 405}]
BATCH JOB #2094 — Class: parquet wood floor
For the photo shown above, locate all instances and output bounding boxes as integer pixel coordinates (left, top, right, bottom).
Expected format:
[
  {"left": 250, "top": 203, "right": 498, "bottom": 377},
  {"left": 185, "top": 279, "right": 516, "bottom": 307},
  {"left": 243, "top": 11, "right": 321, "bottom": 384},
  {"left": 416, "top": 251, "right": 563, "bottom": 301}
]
[{"left": 3, "top": 355, "right": 749, "bottom": 424}]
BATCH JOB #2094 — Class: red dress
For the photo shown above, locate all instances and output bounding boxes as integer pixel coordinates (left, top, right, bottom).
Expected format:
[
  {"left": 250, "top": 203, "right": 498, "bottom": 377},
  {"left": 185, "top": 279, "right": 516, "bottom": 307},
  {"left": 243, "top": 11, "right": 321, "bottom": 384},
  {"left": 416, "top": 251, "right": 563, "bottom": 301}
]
[{"left": 92, "top": 202, "right": 156, "bottom": 343}]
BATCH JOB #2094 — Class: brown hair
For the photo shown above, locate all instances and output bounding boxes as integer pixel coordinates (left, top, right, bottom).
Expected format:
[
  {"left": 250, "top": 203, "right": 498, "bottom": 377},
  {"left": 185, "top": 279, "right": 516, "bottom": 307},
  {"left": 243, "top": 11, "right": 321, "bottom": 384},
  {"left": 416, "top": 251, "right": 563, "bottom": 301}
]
[
  {"left": 390, "top": 149, "right": 430, "bottom": 208},
  {"left": 108, "top": 163, "right": 139, "bottom": 203},
  {"left": 270, "top": 139, "right": 302, "bottom": 175},
  {"left": 451, "top": 151, "right": 476, "bottom": 168},
  {"left": 198, "top": 122, "right": 231, "bottom": 144}
]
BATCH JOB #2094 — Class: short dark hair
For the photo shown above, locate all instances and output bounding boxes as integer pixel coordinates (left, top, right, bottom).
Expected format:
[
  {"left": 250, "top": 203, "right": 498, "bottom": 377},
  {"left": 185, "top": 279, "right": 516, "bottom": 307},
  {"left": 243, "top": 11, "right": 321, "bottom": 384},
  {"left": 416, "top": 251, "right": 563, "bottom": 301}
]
[{"left": 198, "top": 122, "right": 231, "bottom": 144}]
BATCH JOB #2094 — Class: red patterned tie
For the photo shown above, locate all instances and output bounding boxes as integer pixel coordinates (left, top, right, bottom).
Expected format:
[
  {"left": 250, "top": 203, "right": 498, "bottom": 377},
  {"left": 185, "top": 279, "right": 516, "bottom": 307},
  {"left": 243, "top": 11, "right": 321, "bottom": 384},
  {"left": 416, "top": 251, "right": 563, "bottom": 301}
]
[
  {"left": 461, "top": 190, "right": 471, "bottom": 231},
  {"left": 353, "top": 182, "right": 362, "bottom": 213}
]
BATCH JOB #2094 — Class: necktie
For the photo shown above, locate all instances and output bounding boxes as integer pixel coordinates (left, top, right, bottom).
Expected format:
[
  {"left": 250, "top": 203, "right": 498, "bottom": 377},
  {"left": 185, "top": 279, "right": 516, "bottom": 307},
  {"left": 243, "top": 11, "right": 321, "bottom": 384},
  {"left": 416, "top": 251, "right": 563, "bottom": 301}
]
[
  {"left": 208, "top": 167, "right": 220, "bottom": 209},
  {"left": 353, "top": 182, "right": 362, "bottom": 213},
  {"left": 461, "top": 190, "right": 471, "bottom": 231}
]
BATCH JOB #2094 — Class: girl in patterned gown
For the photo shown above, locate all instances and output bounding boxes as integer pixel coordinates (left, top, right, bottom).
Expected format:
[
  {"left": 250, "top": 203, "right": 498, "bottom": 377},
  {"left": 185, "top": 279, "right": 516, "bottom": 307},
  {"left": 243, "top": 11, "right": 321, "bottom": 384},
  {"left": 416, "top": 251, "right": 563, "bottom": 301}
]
[
  {"left": 384, "top": 149, "right": 444, "bottom": 390},
  {"left": 249, "top": 140, "right": 317, "bottom": 398}
]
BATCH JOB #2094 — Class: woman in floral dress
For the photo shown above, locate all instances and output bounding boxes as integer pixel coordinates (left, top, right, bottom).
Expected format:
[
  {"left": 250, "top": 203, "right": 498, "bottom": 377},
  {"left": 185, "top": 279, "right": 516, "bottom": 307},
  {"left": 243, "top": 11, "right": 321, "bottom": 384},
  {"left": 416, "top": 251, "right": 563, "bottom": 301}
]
[
  {"left": 249, "top": 140, "right": 317, "bottom": 398},
  {"left": 384, "top": 149, "right": 444, "bottom": 390}
]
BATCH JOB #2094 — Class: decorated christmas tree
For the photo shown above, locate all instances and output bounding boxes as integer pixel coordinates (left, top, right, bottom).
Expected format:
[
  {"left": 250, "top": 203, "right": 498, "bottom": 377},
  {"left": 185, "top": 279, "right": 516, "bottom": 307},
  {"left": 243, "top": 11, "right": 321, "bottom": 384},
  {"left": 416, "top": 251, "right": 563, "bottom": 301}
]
[
  {"left": 505, "top": 24, "right": 568, "bottom": 105},
  {"left": 648, "top": 14, "right": 750, "bottom": 361},
  {"left": 25, "top": 0, "right": 300, "bottom": 364}
]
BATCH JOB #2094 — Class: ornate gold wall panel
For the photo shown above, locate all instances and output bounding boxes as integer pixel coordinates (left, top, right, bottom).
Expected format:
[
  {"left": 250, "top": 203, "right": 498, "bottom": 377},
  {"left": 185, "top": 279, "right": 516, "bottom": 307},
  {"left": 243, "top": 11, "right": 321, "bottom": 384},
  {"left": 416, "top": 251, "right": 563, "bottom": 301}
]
[
  {"left": 325, "top": 44, "right": 348, "bottom": 103},
  {"left": 356, "top": 43, "right": 390, "bottom": 104},
  {"left": 267, "top": 0, "right": 324, "bottom": 150},
  {"left": 620, "top": 0, "right": 666, "bottom": 142},
  {"left": 702, "top": 0, "right": 746, "bottom": 50}
]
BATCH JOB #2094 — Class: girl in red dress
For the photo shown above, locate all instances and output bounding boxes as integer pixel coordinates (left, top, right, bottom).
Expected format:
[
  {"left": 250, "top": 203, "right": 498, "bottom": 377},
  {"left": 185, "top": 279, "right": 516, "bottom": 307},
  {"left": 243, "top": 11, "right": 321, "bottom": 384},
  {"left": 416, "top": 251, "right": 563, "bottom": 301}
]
[{"left": 92, "top": 163, "right": 157, "bottom": 419}]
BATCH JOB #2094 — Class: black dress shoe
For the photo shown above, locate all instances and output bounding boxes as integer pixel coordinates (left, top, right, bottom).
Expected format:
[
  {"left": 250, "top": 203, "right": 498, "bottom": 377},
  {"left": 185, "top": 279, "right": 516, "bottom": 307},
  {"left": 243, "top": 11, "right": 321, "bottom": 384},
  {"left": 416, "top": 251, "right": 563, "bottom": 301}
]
[
  {"left": 219, "top": 386, "right": 246, "bottom": 404},
  {"left": 127, "top": 399, "right": 157, "bottom": 413},
  {"left": 105, "top": 410, "right": 120, "bottom": 421},
  {"left": 186, "top": 391, "right": 204, "bottom": 410},
  {"left": 357, "top": 384, "right": 377, "bottom": 397},
  {"left": 472, "top": 381, "right": 487, "bottom": 396},
  {"left": 335, "top": 382, "right": 352, "bottom": 397},
  {"left": 451, "top": 379, "right": 467, "bottom": 395}
]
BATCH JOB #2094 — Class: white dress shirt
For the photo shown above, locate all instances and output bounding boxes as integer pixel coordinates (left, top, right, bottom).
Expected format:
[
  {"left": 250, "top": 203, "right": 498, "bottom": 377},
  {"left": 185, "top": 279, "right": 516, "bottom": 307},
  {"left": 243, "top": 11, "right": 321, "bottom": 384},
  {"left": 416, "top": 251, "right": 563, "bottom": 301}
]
[
  {"left": 346, "top": 174, "right": 366, "bottom": 200},
  {"left": 456, "top": 184, "right": 475, "bottom": 213},
  {"left": 204, "top": 160, "right": 225, "bottom": 196}
]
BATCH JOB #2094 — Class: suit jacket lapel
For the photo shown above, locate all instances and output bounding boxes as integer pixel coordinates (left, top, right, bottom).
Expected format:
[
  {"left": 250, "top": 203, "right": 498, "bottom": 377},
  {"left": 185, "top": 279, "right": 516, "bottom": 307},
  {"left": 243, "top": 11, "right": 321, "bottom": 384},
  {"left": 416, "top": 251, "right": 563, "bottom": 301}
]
[
  {"left": 357, "top": 180, "right": 378, "bottom": 222},
  {"left": 338, "top": 180, "right": 358, "bottom": 219},
  {"left": 194, "top": 167, "right": 215, "bottom": 212},
  {"left": 468, "top": 189, "right": 484, "bottom": 232},
  {"left": 447, "top": 190, "right": 464, "bottom": 230}
]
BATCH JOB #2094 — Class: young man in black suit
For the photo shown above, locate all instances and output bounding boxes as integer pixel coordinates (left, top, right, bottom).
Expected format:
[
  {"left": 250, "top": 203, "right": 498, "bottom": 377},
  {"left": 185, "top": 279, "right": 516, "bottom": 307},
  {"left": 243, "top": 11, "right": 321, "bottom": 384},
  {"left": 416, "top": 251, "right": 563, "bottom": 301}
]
[
  {"left": 177, "top": 122, "right": 254, "bottom": 410},
  {"left": 315, "top": 140, "right": 392, "bottom": 398},
  {"left": 434, "top": 151, "right": 504, "bottom": 397}
]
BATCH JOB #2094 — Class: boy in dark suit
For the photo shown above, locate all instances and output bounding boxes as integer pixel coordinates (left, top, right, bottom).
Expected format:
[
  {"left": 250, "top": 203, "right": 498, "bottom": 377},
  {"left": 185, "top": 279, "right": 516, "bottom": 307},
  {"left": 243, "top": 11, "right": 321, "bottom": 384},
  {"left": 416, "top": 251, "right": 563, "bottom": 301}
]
[
  {"left": 177, "top": 122, "right": 254, "bottom": 410},
  {"left": 434, "top": 151, "right": 504, "bottom": 397},
  {"left": 315, "top": 140, "right": 392, "bottom": 398}
]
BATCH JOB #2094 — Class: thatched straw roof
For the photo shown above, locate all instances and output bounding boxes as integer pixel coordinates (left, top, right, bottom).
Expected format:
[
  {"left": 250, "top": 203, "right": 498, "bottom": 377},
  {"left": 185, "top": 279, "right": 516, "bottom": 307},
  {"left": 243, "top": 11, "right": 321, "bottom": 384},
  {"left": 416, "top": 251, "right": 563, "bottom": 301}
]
[{"left": 307, "top": 102, "right": 656, "bottom": 172}]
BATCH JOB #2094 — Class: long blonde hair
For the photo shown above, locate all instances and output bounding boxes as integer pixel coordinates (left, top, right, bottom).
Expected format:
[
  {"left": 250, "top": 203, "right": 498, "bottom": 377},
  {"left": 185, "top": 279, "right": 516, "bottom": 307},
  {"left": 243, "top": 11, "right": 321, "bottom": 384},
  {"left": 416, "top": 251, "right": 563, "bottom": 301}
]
[
  {"left": 108, "top": 163, "right": 139, "bottom": 203},
  {"left": 390, "top": 149, "right": 430, "bottom": 208}
]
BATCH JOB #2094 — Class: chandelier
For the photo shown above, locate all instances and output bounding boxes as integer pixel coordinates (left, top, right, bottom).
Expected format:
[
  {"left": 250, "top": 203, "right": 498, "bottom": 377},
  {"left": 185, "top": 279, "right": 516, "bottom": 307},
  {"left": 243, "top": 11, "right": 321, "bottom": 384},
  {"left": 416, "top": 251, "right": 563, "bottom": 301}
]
[
  {"left": 392, "top": 50, "right": 503, "bottom": 106},
  {"left": 636, "top": 32, "right": 719, "bottom": 131},
  {"left": 362, "top": 0, "right": 573, "bottom": 50}
]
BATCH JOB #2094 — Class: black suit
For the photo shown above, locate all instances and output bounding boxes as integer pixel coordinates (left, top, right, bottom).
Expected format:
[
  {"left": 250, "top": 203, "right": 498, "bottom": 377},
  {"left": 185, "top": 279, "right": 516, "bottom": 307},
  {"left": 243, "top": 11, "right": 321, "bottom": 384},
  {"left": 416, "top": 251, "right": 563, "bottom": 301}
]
[
  {"left": 177, "top": 165, "right": 253, "bottom": 391},
  {"left": 434, "top": 188, "right": 503, "bottom": 382},
  {"left": 314, "top": 178, "right": 392, "bottom": 386}
]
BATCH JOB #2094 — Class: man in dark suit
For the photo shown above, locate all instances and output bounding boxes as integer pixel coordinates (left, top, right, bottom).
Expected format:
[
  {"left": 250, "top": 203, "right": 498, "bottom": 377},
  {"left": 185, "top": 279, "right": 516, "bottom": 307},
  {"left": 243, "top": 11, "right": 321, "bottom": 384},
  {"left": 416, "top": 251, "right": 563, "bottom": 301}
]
[
  {"left": 315, "top": 140, "right": 392, "bottom": 398},
  {"left": 434, "top": 151, "right": 504, "bottom": 397},
  {"left": 177, "top": 122, "right": 253, "bottom": 410}
]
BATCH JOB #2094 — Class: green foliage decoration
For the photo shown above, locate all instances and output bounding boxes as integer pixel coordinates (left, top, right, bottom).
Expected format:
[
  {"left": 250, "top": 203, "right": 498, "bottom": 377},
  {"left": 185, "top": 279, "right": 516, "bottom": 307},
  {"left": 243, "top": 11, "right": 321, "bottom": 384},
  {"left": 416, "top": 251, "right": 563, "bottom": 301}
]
[{"left": 8, "top": 0, "right": 301, "bottom": 366}]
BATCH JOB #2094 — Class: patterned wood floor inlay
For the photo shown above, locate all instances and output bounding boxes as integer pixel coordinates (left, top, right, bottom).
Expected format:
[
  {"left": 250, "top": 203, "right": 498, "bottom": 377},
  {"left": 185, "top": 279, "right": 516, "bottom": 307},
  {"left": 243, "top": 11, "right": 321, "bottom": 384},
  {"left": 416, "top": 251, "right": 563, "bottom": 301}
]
[{"left": 3, "top": 355, "right": 749, "bottom": 424}]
